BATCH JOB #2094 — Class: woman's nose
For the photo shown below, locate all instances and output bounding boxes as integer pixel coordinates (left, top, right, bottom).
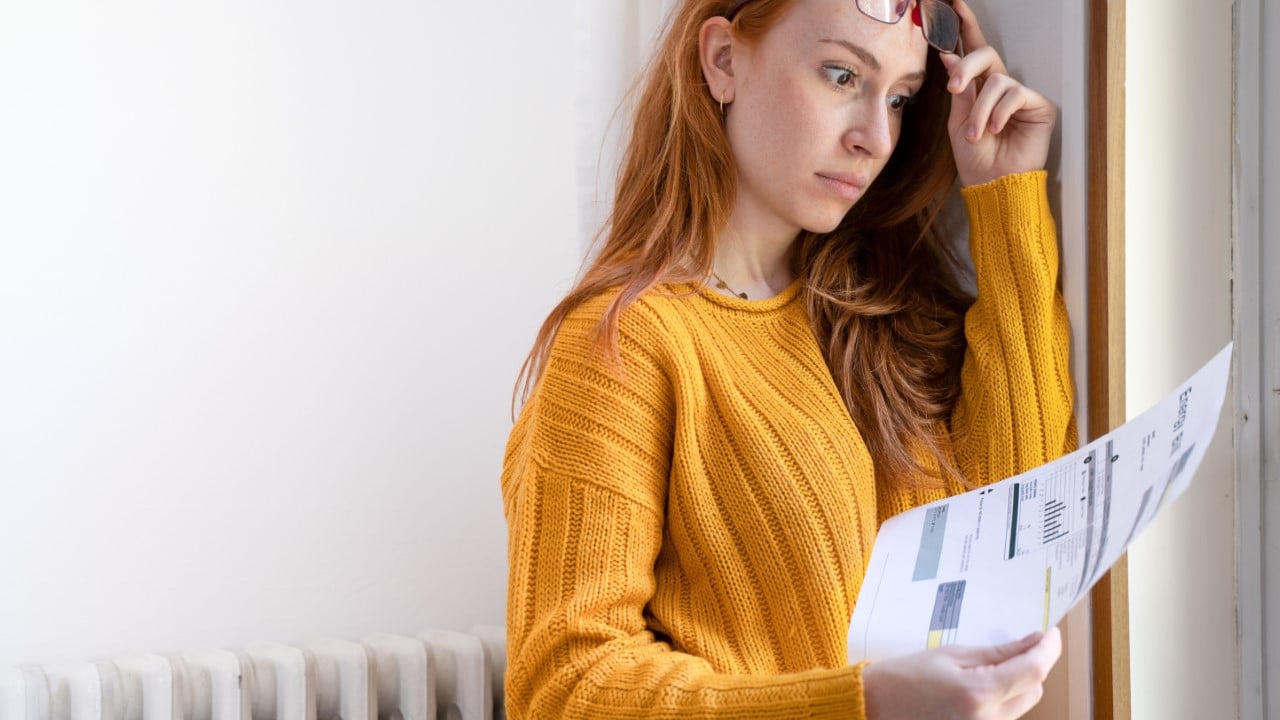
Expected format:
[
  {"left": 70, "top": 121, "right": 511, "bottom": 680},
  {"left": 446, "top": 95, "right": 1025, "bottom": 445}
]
[{"left": 844, "top": 102, "right": 895, "bottom": 159}]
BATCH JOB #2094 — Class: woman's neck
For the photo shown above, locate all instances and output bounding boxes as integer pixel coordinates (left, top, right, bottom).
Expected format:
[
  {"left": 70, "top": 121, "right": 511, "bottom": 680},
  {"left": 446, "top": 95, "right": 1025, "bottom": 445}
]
[{"left": 711, "top": 218, "right": 798, "bottom": 301}]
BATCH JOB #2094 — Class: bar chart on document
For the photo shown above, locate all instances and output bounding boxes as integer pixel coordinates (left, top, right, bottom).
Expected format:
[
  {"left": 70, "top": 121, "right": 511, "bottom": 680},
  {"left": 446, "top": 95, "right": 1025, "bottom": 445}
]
[{"left": 847, "top": 343, "right": 1233, "bottom": 662}]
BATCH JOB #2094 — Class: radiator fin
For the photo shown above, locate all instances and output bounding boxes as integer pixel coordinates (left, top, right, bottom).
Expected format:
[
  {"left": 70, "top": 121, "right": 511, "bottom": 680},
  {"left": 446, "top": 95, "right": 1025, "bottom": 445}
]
[
  {"left": 364, "top": 634, "right": 432, "bottom": 720},
  {"left": 0, "top": 627, "right": 505, "bottom": 720}
]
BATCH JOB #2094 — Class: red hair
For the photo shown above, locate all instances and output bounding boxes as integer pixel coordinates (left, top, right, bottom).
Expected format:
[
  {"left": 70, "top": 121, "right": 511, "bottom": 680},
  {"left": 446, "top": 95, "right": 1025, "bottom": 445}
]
[{"left": 516, "top": 0, "right": 971, "bottom": 488}]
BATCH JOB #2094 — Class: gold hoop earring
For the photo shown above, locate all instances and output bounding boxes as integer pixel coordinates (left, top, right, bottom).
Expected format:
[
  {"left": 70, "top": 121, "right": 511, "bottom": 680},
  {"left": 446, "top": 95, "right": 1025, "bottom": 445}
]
[{"left": 719, "top": 91, "right": 726, "bottom": 114}]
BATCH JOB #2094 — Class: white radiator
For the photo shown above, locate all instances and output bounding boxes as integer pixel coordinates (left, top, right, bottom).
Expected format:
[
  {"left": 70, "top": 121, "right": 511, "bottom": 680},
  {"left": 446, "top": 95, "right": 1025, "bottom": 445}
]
[{"left": 0, "top": 626, "right": 506, "bottom": 720}]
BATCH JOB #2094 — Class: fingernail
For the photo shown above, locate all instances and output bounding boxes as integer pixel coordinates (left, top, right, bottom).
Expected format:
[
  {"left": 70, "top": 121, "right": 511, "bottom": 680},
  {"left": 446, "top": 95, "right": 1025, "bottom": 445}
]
[
  {"left": 949, "top": 77, "right": 962, "bottom": 90},
  {"left": 965, "top": 123, "right": 979, "bottom": 140}
]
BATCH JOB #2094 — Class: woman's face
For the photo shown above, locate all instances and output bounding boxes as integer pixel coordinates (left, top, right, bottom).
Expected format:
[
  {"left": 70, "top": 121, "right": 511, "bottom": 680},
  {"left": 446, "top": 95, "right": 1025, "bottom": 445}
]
[{"left": 725, "top": 0, "right": 930, "bottom": 238}]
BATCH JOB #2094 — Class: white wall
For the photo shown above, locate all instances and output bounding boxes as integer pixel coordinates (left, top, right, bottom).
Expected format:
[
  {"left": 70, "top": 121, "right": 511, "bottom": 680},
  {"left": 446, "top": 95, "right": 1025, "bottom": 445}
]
[
  {"left": 574, "top": 0, "right": 678, "bottom": 251},
  {"left": 1124, "top": 0, "right": 1238, "bottom": 717},
  {"left": 0, "top": 1, "right": 581, "bottom": 665}
]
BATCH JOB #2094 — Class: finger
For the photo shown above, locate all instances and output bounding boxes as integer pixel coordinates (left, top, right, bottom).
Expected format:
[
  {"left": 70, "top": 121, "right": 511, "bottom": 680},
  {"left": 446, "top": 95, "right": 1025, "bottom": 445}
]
[
  {"left": 943, "top": 64, "right": 978, "bottom": 135},
  {"left": 986, "top": 627, "right": 1062, "bottom": 701},
  {"left": 939, "top": 50, "right": 963, "bottom": 86},
  {"left": 948, "top": 631, "right": 1044, "bottom": 667},
  {"left": 985, "top": 83, "right": 1054, "bottom": 135},
  {"left": 961, "top": 74, "right": 1016, "bottom": 141},
  {"left": 942, "top": 46, "right": 1008, "bottom": 96},
  {"left": 962, "top": 74, "right": 1044, "bottom": 139},
  {"left": 985, "top": 83, "right": 1030, "bottom": 135}
]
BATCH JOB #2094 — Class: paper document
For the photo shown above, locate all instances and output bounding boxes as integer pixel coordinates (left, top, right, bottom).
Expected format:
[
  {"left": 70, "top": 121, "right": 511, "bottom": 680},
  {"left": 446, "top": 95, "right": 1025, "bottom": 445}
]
[{"left": 847, "top": 343, "right": 1233, "bottom": 662}]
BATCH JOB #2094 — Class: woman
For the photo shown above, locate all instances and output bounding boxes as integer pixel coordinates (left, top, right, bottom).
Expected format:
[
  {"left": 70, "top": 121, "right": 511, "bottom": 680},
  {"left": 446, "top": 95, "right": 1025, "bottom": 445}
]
[{"left": 501, "top": 0, "right": 1076, "bottom": 717}]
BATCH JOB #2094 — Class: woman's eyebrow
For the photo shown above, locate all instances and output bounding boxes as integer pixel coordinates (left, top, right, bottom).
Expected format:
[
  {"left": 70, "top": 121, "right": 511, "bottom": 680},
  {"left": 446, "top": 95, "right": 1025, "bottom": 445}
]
[
  {"left": 819, "top": 38, "right": 880, "bottom": 70},
  {"left": 819, "top": 37, "right": 927, "bottom": 83}
]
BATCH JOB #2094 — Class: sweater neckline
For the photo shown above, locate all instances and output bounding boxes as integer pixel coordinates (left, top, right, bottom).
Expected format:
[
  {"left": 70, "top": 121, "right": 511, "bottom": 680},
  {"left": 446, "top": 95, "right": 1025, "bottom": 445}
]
[{"left": 687, "top": 276, "right": 805, "bottom": 313}]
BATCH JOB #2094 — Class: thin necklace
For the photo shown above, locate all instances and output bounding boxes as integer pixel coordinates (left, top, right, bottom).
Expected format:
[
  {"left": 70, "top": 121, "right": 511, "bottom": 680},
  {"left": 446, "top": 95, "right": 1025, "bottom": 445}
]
[{"left": 710, "top": 271, "right": 749, "bottom": 300}]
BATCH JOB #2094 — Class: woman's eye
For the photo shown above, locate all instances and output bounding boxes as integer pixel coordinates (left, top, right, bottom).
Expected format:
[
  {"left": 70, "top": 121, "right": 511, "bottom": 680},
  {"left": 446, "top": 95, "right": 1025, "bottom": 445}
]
[
  {"left": 888, "top": 94, "right": 914, "bottom": 112},
  {"left": 822, "top": 65, "right": 858, "bottom": 88}
]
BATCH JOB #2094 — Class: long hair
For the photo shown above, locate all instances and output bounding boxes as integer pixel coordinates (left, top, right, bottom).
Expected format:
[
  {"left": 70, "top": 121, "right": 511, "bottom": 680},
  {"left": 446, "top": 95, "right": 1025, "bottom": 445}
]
[{"left": 516, "top": 0, "right": 973, "bottom": 488}]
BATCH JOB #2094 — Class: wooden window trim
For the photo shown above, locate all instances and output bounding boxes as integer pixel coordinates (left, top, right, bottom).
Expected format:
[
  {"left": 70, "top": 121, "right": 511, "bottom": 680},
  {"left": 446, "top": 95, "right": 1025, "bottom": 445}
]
[{"left": 1087, "top": 0, "right": 1129, "bottom": 718}]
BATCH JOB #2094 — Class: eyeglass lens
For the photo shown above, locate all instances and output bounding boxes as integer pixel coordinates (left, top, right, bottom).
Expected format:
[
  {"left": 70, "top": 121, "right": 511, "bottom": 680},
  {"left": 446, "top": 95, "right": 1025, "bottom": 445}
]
[
  {"left": 727, "top": 0, "right": 960, "bottom": 54},
  {"left": 855, "top": 0, "right": 960, "bottom": 54},
  {"left": 916, "top": 0, "right": 961, "bottom": 53},
  {"left": 856, "top": 0, "right": 910, "bottom": 20}
]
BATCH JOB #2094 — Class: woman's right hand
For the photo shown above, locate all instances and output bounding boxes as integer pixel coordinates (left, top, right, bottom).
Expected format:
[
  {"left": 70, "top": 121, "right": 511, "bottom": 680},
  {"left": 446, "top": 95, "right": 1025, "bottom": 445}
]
[{"left": 862, "top": 627, "right": 1061, "bottom": 719}]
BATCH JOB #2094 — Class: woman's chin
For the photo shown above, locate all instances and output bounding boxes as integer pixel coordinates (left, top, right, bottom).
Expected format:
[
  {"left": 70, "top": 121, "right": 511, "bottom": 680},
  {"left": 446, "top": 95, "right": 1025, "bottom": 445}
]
[{"left": 802, "top": 208, "right": 854, "bottom": 234}]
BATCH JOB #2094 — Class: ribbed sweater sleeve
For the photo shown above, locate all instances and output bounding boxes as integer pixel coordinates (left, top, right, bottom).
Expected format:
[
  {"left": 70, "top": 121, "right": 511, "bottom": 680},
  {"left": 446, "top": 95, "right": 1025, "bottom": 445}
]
[
  {"left": 881, "top": 171, "right": 1078, "bottom": 518},
  {"left": 501, "top": 298, "right": 868, "bottom": 719},
  {"left": 954, "top": 170, "right": 1078, "bottom": 473}
]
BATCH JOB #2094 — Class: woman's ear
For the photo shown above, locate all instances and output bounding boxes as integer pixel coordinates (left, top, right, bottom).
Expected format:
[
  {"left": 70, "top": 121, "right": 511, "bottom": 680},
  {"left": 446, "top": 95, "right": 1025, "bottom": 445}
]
[{"left": 698, "top": 17, "right": 737, "bottom": 106}]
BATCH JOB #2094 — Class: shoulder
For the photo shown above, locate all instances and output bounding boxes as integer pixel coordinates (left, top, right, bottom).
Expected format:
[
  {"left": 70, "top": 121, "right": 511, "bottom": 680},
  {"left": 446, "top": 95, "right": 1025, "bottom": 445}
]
[
  {"left": 555, "top": 283, "right": 700, "bottom": 363},
  {"left": 562, "top": 283, "right": 699, "bottom": 327}
]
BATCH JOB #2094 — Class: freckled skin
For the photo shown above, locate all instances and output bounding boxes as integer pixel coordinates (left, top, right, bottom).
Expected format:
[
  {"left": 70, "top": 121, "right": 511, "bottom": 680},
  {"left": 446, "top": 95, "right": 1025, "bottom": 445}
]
[{"left": 725, "top": 0, "right": 929, "bottom": 244}]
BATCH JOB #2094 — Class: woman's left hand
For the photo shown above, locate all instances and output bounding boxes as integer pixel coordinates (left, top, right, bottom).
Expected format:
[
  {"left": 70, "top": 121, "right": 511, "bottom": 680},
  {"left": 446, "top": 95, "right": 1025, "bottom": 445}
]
[{"left": 941, "top": 0, "right": 1057, "bottom": 187}]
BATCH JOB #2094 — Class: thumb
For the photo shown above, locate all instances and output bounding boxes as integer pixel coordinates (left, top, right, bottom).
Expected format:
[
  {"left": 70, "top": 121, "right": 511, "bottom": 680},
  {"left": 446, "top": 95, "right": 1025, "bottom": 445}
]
[{"left": 940, "top": 53, "right": 977, "bottom": 134}]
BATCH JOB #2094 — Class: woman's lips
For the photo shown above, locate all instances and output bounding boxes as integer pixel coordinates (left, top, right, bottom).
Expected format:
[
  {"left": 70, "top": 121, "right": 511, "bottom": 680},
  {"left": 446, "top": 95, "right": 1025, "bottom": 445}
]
[{"left": 816, "top": 173, "right": 869, "bottom": 202}]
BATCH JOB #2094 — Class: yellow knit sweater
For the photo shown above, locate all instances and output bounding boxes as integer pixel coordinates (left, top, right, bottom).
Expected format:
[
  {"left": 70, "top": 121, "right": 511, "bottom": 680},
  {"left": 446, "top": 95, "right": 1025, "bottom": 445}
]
[{"left": 500, "top": 171, "right": 1077, "bottom": 719}]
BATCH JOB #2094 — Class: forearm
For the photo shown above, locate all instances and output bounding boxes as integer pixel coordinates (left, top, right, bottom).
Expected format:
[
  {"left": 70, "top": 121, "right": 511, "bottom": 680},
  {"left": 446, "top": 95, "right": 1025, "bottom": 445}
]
[{"left": 950, "top": 170, "right": 1077, "bottom": 485}]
